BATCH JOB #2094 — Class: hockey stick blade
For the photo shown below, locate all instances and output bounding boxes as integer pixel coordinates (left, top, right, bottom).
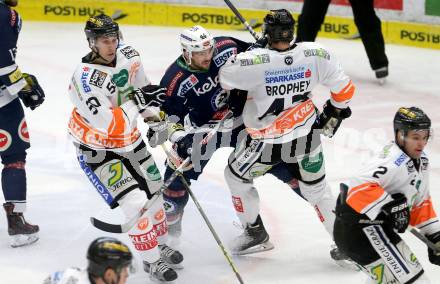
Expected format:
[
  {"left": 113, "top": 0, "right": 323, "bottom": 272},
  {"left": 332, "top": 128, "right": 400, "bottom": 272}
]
[
  {"left": 90, "top": 216, "right": 134, "bottom": 234},
  {"left": 89, "top": 156, "right": 191, "bottom": 234},
  {"left": 90, "top": 194, "right": 158, "bottom": 233},
  {"left": 89, "top": 111, "right": 232, "bottom": 233},
  {"left": 410, "top": 228, "right": 440, "bottom": 253}
]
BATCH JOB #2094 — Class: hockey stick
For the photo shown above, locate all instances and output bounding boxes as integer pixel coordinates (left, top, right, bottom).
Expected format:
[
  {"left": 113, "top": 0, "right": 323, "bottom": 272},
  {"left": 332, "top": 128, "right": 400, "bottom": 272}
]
[
  {"left": 160, "top": 144, "right": 245, "bottom": 284},
  {"left": 90, "top": 111, "right": 233, "bottom": 233},
  {"left": 223, "top": 0, "right": 260, "bottom": 41},
  {"left": 410, "top": 227, "right": 440, "bottom": 254}
]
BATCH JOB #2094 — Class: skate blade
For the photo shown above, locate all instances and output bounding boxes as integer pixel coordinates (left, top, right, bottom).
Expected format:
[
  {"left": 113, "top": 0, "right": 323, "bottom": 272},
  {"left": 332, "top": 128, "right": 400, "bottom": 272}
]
[
  {"left": 10, "top": 233, "right": 39, "bottom": 248},
  {"left": 232, "top": 241, "right": 274, "bottom": 255},
  {"left": 167, "top": 262, "right": 184, "bottom": 270},
  {"left": 377, "top": 78, "right": 387, "bottom": 85},
  {"left": 333, "top": 259, "right": 361, "bottom": 271}
]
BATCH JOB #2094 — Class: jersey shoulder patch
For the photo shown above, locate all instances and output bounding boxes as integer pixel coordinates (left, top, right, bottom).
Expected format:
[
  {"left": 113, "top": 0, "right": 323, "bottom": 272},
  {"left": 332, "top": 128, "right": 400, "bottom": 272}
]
[
  {"left": 237, "top": 50, "right": 271, "bottom": 67},
  {"left": 88, "top": 69, "right": 108, "bottom": 88},
  {"left": 119, "top": 46, "right": 140, "bottom": 59}
]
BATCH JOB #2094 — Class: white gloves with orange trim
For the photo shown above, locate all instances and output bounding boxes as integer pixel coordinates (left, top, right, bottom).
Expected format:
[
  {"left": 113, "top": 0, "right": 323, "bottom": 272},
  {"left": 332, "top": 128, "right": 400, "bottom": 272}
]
[{"left": 318, "top": 100, "right": 351, "bottom": 138}]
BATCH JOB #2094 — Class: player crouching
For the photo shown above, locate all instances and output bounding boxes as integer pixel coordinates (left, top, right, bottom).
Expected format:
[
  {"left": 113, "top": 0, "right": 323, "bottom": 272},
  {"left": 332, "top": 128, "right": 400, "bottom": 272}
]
[{"left": 334, "top": 107, "right": 440, "bottom": 283}]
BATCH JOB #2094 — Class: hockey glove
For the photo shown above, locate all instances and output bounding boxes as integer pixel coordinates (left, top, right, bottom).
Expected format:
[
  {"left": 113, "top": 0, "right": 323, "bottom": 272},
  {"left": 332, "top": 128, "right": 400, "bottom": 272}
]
[
  {"left": 318, "top": 100, "right": 351, "bottom": 138},
  {"left": 144, "top": 110, "right": 168, "bottom": 148},
  {"left": 227, "top": 89, "right": 247, "bottom": 116},
  {"left": 130, "top": 84, "right": 166, "bottom": 112},
  {"left": 18, "top": 73, "right": 45, "bottom": 110},
  {"left": 426, "top": 231, "right": 440, "bottom": 266},
  {"left": 380, "top": 193, "right": 409, "bottom": 233},
  {"left": 174, "top": 134, "right": 194, "bottom": 160}
]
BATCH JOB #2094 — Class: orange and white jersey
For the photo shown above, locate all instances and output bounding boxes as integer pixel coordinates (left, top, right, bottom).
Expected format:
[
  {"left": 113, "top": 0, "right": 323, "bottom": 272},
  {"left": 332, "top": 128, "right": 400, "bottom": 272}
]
[
  {"left": 219, "top": 42, "right": 354, "bottom": 143},
  {"left": 346, "top": 142, "right": 440, "bottom": 236},
  {"left": 68, "top": 45, "right": 150, "bottom": 151}
]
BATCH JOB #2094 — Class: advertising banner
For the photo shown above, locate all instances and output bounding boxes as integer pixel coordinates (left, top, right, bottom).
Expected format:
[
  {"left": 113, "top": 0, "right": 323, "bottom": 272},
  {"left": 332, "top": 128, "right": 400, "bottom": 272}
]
[
  {"left": 275, "top": 0, "right": 403, "bottom": 10},
  {"left": 16, "top": 0, "right": 144, "bottom": 24},
  {"left": 426, "top": 0, "right": 440, "bottom": 16},
  {"left": 14, "top": 0, "right": 440, "bottom": 50}
]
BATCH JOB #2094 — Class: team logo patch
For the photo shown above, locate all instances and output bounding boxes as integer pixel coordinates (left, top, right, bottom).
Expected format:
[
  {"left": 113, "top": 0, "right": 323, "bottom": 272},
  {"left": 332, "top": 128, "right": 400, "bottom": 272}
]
[
  {"left": 9, "top": 68, "right": 23, "bottom": 84},
  {"left": 240, "top": 54, "right": 270, "bottom": 66},
  {"left": 177, "top": 74, "right": 198, "bottom": 97},
  {"left": 146, "top": 165, "right": 161, "bottom": 181},
  {"left": 213, "top": 48, "right": 236, "bottom": 67},
  {"left": 303, "top": 48, "right": 330, "bottom": 60},
  {"left": 421, "top": 157, "right": 428, "bottom": 170},
  {"left": 284, "top": 55, "right": 293, "bottom": 65},
  {"left": 81, "top": 67, "right": 91, "bottom": 92},
  {"left": 210, "top": 89, "right": 228, "bottom": 110},
  {"left": 112, "top": 69, "right": 129, "bottom": 87},
  {"left": 120, "top": 46, "right": 139, "bottom": 59},
  {"left": 406, "top": 160, "right": 415, "bottom": 173},
  {"left": 301, "top": 152, "right": 323, "bottom": 173},
  {"left": 18, "top": 118, "right": 30, "bottom": 143},
  {"left": 154, "top": 209, "right": 165, "bottom": 221},
  {"left": 129, "top": 230, "right": 158, "bottom": 251},
  {"left": 394, "top": 153, "right": 408, "bottom": 166},
  {"left": 232, "top": 196, "right": 244, "bottom": 213},
  {"left": 0, "top": 130, "right": 12, "bottom": 152},
  {"left": 137, "top": 217, "right": 149, "bottom": 230},
  {"left": 89, "top": 70, "right": 107, "bottom": 88},
  {"left": 249, "top": 164, "right": 272, "bottom": 178}
]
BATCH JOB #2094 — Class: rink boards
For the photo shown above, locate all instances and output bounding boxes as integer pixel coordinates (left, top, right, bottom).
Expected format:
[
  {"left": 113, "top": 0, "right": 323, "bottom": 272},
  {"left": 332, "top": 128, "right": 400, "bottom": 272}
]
[{"left": 14, "top": 1, "right": 440, "bottom": 49}]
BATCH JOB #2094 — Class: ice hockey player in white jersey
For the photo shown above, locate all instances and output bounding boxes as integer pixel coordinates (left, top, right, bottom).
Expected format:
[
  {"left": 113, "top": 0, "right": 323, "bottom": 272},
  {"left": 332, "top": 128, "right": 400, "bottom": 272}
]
[
  {"left": 219, "top": 9, "right": 355, "bottom": 262},
  {"left": 44, "top": 237, "right": 133, "bottom": 284},
  {"left": 67, "top": 14, "right": 182, "bottom": 282},
  {"left": 334, "top": 107, "right": 440, "bottom": 283}
]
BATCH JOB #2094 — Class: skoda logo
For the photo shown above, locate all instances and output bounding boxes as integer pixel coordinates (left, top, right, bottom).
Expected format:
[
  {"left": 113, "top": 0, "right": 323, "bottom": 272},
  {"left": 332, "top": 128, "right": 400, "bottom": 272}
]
[{"left": 284, "top": 55, "right": 293, "bottom": 65}]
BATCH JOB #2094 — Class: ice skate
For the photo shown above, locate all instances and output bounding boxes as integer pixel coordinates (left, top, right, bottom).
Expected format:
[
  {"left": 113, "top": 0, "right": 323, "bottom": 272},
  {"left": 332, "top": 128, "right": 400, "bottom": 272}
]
[
  {"left": 159, "top": 244, "right": 184, "bottom": 269},
  {"left": 143, "top": 259, "right": 178, "bottom": 283},
  {"left": 330, "top": 245, "right": 360, "bottom": 271},
  {"left": 374, "top": 66, "right": 388, "bottom": 85},
  {"left": 231, "top": 215, "right": 274, "bottom": 255},
  {"left": 3, "top": 203, "right": 39, "bottom": 248}
]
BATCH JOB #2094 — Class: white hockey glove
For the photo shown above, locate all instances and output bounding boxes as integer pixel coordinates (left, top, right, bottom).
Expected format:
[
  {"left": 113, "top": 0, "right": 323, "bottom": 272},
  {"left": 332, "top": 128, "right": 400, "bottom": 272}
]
[{"left": 143, "top": 110, "right": 168, "bottom": 148}]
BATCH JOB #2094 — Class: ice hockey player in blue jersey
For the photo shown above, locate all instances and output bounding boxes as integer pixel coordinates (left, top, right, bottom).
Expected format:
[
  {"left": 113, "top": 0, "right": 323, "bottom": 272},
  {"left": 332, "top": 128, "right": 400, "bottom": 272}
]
[
  {"left": 156, "top": 25, "right": 250, "bottom": 240},
  {"left": 0, "top": 0, "right": 45, "bottom": 248}
]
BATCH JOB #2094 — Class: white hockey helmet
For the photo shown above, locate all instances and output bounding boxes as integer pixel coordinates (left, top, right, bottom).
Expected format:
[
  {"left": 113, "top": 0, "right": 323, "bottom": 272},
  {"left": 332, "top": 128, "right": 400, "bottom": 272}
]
[{"left": 180, "top": 25, "right": 215, "bottom": 64}]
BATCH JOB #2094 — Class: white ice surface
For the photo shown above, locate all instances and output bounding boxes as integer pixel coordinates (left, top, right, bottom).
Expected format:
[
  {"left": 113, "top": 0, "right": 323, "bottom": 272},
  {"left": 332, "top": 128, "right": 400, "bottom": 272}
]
[{"left": 1, "top": 22, "right": 440, "bottom": 284}]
